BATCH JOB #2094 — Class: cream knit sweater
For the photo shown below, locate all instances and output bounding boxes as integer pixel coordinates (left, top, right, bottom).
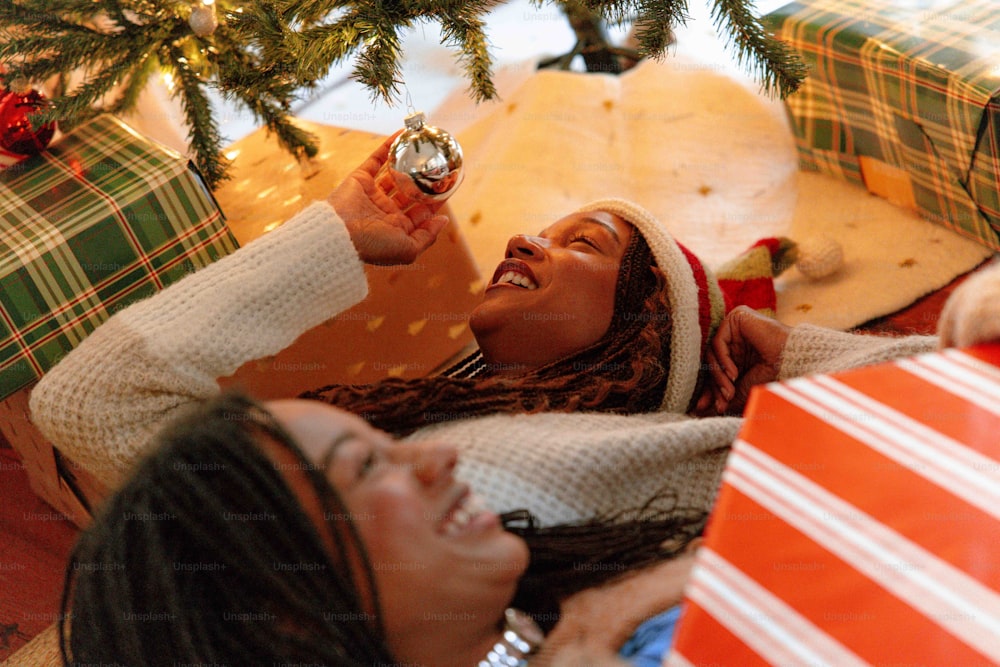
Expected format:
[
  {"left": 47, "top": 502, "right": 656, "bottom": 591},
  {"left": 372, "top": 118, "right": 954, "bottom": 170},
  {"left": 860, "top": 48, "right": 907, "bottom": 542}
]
[{"left": 28, "top": 201, "right": 945, "bottom": 526}]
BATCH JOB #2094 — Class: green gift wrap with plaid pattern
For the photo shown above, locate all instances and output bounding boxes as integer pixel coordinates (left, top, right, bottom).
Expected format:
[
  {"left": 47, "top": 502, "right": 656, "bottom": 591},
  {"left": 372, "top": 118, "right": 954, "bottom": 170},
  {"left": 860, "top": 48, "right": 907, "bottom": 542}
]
[
  {"left": 765, "top": 0, "right": 1000, "bottom": 250},
  {"left": 0, "top": 114, "right": 238, "bottom": 400}
]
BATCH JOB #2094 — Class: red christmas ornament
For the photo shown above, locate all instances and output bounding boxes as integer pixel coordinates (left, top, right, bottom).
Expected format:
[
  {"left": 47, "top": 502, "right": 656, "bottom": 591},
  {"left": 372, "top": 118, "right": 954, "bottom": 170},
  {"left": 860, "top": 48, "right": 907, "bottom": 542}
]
[{"left": 0, "top": 88, "right": 56, "bottom": 158}]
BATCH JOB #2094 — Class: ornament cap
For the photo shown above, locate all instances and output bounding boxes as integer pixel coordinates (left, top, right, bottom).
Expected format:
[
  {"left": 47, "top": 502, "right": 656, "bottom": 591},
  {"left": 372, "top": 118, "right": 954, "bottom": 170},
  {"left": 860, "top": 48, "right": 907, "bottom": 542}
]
[{"left": 403, "top": 111, "right": 426, "bottom": 131}]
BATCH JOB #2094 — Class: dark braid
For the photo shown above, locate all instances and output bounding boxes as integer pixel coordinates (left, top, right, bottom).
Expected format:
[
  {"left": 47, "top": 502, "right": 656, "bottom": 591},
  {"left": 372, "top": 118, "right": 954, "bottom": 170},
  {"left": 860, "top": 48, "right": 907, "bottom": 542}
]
[
  {"left": 60, "top": 393, "right": 392, "bottom": 666},
  {"left": 503, "top": 495, "right": 707, "bottom": 633},
  {"left": 301, "top": 232, "right": 673, "bottom": 435}
]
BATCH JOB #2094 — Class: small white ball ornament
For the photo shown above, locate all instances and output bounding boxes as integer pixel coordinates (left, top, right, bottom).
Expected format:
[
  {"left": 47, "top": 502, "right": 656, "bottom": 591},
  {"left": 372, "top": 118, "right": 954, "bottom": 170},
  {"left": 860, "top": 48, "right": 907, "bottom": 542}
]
[
  {"left": 796, "top": 236, "right": 844, "bottom": 280},
  {"left": 189, "top": 1, "right": 219, "bottom": 37}
]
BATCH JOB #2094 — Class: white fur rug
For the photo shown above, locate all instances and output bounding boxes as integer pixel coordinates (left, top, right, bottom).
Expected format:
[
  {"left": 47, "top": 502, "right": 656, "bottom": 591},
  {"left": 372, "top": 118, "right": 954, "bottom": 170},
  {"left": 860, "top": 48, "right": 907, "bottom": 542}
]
[{"left": 437, "top": 55, "right": 993, "bottom": 331}]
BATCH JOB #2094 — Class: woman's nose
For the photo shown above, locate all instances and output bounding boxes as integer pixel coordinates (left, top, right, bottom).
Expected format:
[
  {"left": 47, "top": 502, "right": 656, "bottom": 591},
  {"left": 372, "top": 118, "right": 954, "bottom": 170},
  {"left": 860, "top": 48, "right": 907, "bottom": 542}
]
[
  {"left": 394, "top": 441, "right": 458, "bottom": 486},
  {"left": 505, "top": 234, "right": 546, "bottom": 259}
]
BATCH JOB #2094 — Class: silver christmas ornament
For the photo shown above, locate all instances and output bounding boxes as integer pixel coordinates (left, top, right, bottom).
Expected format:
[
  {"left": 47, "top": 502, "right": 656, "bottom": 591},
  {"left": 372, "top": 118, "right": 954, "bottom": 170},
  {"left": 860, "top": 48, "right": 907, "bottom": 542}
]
[
  {"left": 376, "top": 111, "right": 464, "bottom": 209},
  {"left": 189, "top": 2, "right": 218, "bottom": 37}
]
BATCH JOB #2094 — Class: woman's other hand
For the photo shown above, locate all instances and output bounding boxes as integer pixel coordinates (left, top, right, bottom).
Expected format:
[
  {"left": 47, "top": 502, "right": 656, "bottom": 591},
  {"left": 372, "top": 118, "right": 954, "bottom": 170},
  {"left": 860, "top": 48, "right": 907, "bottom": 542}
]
[
  {"left": 533, "top": 551, "right": 697, "bottom": 666},
  {"left": 696, "top": 306, "right": 791, "bottom": 415},
  {"left": 937, "top": 260, "right": 1000, "bottom": 349},
  {"left": 328, "top": 133, "right": 450, "bottom": 265}
]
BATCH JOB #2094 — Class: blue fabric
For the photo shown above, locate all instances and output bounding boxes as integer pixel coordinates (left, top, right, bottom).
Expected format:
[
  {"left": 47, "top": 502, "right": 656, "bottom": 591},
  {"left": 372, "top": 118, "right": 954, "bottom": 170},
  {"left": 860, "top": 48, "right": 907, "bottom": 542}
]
[{"left": 619, "top": 605, "right": 682, "bottom": 667}]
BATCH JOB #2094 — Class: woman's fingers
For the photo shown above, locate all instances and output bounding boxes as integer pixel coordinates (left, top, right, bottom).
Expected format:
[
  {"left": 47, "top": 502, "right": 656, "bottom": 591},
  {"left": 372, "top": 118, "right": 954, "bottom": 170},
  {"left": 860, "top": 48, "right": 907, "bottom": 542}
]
[
  {"left": 405, "top": 213, "right": 450, "bottom": 258},
  {"left": 710, "top": 318, "right": 741, "bottom": 384},
  {"left": 357, "top": 131, "right": 402, "bottom": 177},
  {"left": 699, "top": 348, "right": 732, "bottom": 415},
  {"left": 693, "top": 387, "right": 715, "bottom": 416}
]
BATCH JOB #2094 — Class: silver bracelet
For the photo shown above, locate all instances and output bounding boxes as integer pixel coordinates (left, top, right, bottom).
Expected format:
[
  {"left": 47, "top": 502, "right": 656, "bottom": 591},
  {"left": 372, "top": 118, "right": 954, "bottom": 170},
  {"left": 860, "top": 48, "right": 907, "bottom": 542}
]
[{"left": 477, "top": 608, "right": 545, "bottom": 667}]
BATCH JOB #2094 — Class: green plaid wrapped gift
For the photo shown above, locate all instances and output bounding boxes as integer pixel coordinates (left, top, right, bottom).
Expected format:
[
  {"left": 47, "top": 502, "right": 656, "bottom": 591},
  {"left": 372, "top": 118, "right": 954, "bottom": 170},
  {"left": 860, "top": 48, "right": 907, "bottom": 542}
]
[
  {"left": 0, "top": 114, "right": 238, "bottom": 400},
  {"left": 765, "top": 0, "right": 1000, "bottom": 250}
]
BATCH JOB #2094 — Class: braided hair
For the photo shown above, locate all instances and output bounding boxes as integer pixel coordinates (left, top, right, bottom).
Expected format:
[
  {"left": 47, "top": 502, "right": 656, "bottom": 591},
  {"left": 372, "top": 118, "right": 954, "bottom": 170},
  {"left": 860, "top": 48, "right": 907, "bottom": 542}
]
[
  {"left": 301, "top": 229, "right": 673, "bottom": 436},
  {"left": 61, "top": 392, "right": 706, "bottom": 665},
  {"left": 60, "top": 392, "right": 392, "bottom": 666}
]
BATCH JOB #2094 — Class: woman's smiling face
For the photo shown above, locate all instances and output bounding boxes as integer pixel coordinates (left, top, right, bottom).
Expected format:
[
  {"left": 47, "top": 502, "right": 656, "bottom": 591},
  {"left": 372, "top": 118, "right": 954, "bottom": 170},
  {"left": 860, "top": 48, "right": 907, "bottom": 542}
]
[
  {"left": 261, "top": 400, "right": 529, "bottom": 660},
  {"left": 469, "top": 210, "right": 634, "bottom": 371}
]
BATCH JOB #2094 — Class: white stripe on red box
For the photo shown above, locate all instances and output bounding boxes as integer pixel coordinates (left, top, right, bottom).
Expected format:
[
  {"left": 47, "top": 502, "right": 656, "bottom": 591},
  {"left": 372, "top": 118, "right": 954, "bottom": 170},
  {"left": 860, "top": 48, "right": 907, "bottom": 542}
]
[{"left": 670, "top": 345, "right": 1000, "bottom": 666}]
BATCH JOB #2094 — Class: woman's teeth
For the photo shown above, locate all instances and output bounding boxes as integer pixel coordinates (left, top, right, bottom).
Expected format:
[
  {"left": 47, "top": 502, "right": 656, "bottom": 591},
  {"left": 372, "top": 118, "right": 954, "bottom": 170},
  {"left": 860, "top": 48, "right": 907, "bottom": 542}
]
[
  {"left": 496, "top": 271, "right": 538, "bottom": 290},
  {"left": 443, "top": 493, "right": 489, "bottom": 536}
]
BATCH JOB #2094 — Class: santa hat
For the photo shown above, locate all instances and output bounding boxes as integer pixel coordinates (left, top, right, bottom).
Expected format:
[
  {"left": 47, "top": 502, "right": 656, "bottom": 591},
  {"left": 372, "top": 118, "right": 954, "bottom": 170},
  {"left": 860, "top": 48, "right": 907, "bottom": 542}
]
[{"left": 577, "top": 199, "right": 794, "bottom": 413}]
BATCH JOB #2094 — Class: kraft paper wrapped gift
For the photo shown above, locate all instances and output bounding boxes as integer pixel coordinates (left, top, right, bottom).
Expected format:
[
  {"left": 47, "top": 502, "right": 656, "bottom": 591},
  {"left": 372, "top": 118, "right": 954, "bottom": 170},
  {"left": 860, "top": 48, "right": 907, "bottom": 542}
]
[
  {"left": 669, "top": 343, "right": 1000, "bottom": 665},
  {"left": 0, "top": 114, "right": 238, "bottom": 526},
  {"left": 765, "top": 0, "right": 1000, "bottom": 251},
  {"left": 212, "top": 119, "right": 482, "bottom": 400}
]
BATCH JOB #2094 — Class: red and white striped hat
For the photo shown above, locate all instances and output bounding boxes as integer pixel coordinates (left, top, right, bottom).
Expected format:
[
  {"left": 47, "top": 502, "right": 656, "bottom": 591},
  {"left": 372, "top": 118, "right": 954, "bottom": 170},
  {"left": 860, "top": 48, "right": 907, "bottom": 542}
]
[
  {"left": 577, "top": 198, "right": 728, "bottom": 413},
  {"left": 578, "top": 198, "right": 797, "bottom": 412}
]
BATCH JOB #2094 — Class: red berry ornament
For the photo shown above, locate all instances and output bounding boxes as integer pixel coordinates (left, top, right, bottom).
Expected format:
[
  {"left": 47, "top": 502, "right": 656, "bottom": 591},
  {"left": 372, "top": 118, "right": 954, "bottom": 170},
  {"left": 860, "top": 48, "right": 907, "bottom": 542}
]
[{"left": 0, "top": 88, "right": 56, "bottom": 158}]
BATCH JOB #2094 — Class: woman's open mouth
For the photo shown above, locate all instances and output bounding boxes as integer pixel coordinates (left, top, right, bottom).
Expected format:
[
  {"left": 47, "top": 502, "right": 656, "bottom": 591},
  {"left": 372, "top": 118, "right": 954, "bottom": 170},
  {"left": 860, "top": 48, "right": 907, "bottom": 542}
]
[
  {"left": 488, "top": 259, "right": 538, "bottom": 290},
  {"left": 440, "top": 490, "right": 495, "bottom": 537}
]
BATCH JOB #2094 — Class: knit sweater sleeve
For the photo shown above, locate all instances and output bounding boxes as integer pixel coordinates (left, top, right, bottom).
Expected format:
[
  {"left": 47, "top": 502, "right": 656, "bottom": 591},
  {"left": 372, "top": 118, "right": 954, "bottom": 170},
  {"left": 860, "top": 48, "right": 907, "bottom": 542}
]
[
  {"left": 777, "top": 324, "right": 938, "bottom": 380},
  {"left": 28, "top": 201, "right": 368, "bottom": 489}
]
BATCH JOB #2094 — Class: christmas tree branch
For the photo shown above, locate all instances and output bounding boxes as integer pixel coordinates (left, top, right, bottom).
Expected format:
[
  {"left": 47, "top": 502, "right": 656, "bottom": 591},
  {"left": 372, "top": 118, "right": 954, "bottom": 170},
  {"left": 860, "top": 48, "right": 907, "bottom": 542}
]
[
  {"left": 710, "top": 0, "right": 808, "bottom": 98},
  {"left": 218, "top": 63, "right": 320, "bottom": 165},
  {"left": 351, "top": 11, "right": 406, "bottom": 104},
  {"left": 292, "top": 12, "right": 368, "bottom": 87},
  {"left": 631, "top": 0, "right": 688, "bottom": 55},
  {"left": 105, "top": 51, "right": 158, "bottom": 116},
  {"left": 168, "top": 41, "right": 229, "bottom": 185},
  {"left": 436, "top": 12, "right": 497, "bottom": 102},
  {"left": 0, "top": 0, "right": 807, "bottom": 188}
]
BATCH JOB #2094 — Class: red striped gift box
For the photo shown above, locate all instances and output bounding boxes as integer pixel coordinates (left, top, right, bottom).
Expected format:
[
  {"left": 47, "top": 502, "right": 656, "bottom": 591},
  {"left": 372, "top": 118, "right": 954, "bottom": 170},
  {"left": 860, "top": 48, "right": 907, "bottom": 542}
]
[{"left": 669, "top": 343, "right": 1000, "bottom": 666}]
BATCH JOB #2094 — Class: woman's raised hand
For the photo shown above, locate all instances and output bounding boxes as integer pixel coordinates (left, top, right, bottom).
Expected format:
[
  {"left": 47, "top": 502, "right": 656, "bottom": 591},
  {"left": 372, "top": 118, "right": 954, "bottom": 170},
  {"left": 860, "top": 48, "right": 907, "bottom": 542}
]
[{"left": 327, "top": 133, "right": 451, "bottom": 265}]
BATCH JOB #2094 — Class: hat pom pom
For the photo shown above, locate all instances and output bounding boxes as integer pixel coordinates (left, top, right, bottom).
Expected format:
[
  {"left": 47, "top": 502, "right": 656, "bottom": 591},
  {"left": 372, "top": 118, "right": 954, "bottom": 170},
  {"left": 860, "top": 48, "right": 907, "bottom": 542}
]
[{"left": 795, "top": 236, "right": 844, "bottom": 280}]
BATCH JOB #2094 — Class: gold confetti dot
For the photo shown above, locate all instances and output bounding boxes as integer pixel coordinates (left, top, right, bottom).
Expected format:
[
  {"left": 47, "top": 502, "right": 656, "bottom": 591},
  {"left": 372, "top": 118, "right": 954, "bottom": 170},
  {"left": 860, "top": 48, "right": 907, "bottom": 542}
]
[
  {"left": 899, "top": 258, "right": 917, "bottom": 268},
  {"left": 346, "top": 361, "right": 365, "bottom": 376},
  {"left": 408, "top": 320, "right": 428, "bottom": 336},
  {"left": 469, "top": 210, "right": 483, "bottom": 226},
  {"left": 427, "top": 275, "right": 445, "bottom": 289},
  {"left": 507, "top": 103, "right": 518, "bottom": 114},
  {"left": 796, "top": 304, "right": 813, "bottom": 313},
  {"left": 448, "top": 323, "right": 468, "bottom": 339},
  {"left": 366, "top": 316, "right": 385, "bottom": 332},
  {"left": 603, "top": 100, "right": 614, "bottom": 111},
  {"left": 698, "top": 185, "right": 712, "bottom": 196}
]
